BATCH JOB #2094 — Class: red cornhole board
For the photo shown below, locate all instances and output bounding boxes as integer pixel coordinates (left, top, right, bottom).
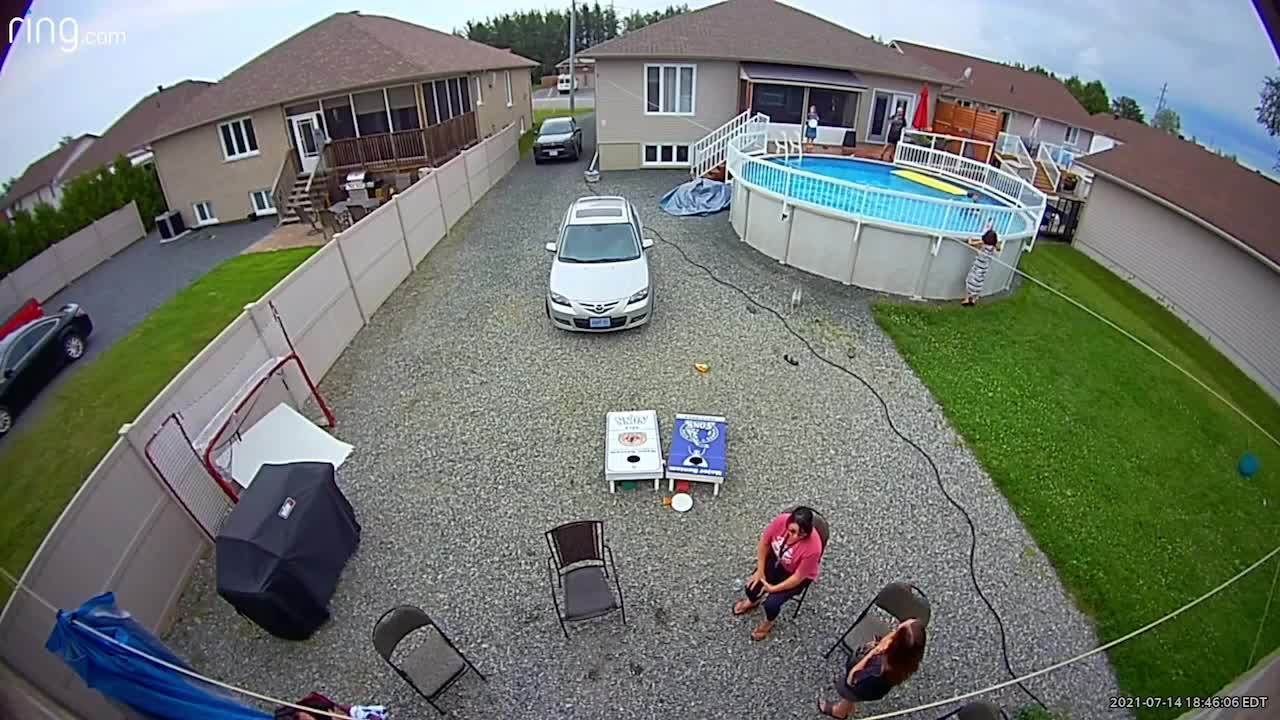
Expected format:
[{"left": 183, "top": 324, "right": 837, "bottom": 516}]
[{"left": 0, "top": 299, "right": 43, "bottom": 341}]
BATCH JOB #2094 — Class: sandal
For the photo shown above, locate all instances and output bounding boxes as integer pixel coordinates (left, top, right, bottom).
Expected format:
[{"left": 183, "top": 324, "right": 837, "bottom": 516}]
[
  {"left": 817, "top": 699, "right": 843, "bottom": 718},
  {"left": 732, "top": 599, "right": 760, "bottom": 616},
  {"left": 751, "top": 619, "right": 774, "bottom": 641}
]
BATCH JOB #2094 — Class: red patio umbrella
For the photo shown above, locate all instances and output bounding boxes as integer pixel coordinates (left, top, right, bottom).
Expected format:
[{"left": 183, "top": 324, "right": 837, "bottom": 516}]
[{"left": 912, "top": 85, "right": 930, "bottom": 129}]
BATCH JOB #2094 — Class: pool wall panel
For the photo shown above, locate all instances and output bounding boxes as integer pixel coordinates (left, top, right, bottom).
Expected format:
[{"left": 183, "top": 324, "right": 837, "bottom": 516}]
[
  {"left": 921, "top": 238, "right": 972, "bottom": 299},
  {"left": 730, "top": 180, "right": 748, "bottom": 238},
  {"left": 787, "top": 209, "right": 857, "bottom": 284},
  {"left": 852, "top": 226, "right": 932, "bottom": 295},
  {"left": 744, "top": 192, "right": 789, "bottom": 261}
]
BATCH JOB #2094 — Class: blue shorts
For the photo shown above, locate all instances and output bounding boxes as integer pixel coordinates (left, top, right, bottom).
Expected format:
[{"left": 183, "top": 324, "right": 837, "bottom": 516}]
[{"left": 804, "top": 127, "right": 818, "bottom": 140}]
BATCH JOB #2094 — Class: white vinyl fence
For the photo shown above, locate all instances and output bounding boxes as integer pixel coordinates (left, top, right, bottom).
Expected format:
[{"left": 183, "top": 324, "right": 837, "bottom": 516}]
[
  {"left": 0, "top": 124, "right": 520, "bottom": 719},
  {"left": 0, "top": 202, "right": 146, "bottom": 319}
]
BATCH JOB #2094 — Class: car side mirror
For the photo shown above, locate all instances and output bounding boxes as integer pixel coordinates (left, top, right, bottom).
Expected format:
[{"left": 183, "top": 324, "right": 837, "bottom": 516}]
[
  {"left": 641, "top": 238, "right": 654, "bottom": 249},
  {"left": 544, "top": 242, "right": 557, "bottom": 252}
]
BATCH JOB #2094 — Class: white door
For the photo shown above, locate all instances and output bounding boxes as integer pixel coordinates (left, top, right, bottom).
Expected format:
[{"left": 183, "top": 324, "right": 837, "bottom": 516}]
[
  {"left": 867, "top": 90, "right": 916, "bottom": 143},
  {"left": 289, "top": 113, "right": 324, "bottom": 173}
]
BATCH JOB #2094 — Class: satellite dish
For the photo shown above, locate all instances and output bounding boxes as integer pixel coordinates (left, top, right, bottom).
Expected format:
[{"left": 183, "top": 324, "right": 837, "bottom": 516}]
[{"left": 963, "top": 66, "right": 972, "bottom": 80}]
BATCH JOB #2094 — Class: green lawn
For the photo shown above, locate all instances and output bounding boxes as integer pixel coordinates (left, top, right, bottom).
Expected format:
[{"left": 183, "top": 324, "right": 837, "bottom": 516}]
[
  {"left": 0, "top": 247, "right": 317, "bottom": 604},
  {"left": 521, "top": 107, "right": 595, "bottom": 157},
  {"left": 872, "top": 244, "right": 1279, "bottom": 719}
]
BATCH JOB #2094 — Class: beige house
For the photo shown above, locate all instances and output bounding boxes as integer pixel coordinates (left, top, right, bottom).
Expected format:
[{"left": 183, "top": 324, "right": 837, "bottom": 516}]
[
  {"left": 150, "top": 11, "right": 534, "bottom": 228},
  {"left": 1074, "top": 116, "right": 1280, "bottom": 399},
  {"left": 578, "top": 0, "right": 952, "bottom": 171},
  {"left": 1, "top": 135, "right": 97, "bottom": 217}
]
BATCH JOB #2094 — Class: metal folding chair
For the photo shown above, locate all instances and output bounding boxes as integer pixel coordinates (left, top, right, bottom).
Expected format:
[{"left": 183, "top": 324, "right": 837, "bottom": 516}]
[
  {"left": 372, "top": 605, "right": 486, "bottom": 715},
  {"left": 824, "top": 581, "right": 931, "bottom": 659},
  {"left": 545, "top": 520, "right": 626, "bottom": 638},
  {"left": 787, "top": 508, "right": 830, "bottom": 618}
]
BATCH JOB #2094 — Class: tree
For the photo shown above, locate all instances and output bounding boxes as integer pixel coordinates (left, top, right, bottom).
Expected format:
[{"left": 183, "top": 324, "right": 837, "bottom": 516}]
[
  {"left": 1062, "top": 75, "right": 1109, "bottom": 114},
  {"left": 1152, "top": 106, "right": 1181, "bottom": 134},
  {"left": 1111, "top": 96, "right": 1145, "bottom": 123},
  {"left": 1257, "top": 74, "right": 1280, "bottom": 168},
  {"left": 58, "top": 135, "right": 74, "bottom": 147}
]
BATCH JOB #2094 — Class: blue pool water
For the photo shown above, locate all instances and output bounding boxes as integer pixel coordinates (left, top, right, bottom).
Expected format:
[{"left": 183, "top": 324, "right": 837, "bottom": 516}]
[{"left": 742, "top": 156, "right": 1028, "bottom": 235}]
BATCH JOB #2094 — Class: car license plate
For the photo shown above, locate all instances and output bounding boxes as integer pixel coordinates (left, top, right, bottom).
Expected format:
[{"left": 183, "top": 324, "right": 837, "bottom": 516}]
[
  {"left": 589, "top": 317, "right": 610, "bottom": 329},
  {"left": 548, "top": 150, "right": 560, "bottom": 156}
]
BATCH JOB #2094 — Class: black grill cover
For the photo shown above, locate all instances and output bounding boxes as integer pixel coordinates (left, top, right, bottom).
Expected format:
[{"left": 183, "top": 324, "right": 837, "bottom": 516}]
[{"left": 215, "top": 462, "right": 360, "bottom": 640}]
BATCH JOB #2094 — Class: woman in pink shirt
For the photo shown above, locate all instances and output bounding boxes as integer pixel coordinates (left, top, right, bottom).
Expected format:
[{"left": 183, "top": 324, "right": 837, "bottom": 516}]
[{"left": 731, "top": 507, "right": 824, "bottom": 640}]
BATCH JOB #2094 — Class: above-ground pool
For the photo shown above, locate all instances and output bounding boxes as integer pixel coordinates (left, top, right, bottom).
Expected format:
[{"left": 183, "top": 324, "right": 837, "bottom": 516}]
[{"left": 727, "top": 147, "right": 1046, "bottom": 300}]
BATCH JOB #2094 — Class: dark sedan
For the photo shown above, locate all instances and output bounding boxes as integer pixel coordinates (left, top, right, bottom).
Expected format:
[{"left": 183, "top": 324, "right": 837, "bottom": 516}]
[
  {"left": 0, "top": 304, "right": 93, "bottom": 435},
  {"left": 533, "top": 116, "right": 583, "bottom": 163}
]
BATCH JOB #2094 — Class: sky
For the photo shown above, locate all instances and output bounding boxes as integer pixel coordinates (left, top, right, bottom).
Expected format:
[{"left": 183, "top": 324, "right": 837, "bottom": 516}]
[{"left": 1, "top": 0, "right": 1277, "bottom": 182}]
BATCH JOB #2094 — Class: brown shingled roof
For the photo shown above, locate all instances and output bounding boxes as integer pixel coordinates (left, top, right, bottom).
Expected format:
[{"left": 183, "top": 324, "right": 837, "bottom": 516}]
[
  {"left": 579, "top": 0, "right": 951, "bottom": 84},
  {"left": 894, "top": 41, "right": 1096, "bottom": 130},
  {"left": 152, "top": 12, "right": 536, "bottom": 141},
  {"left": 1, "top": 134, "right": 98, "bottom": 211},
  {"left": 1079, "top": 115, "right": 1280, "bottom": 267},
  {"left": 65, "top": 81, "right": 213, "bottom": 178}
]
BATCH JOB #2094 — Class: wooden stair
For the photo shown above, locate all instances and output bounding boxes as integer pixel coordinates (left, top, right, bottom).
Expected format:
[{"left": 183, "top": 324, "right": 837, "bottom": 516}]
[
  {"left": 1032, "top": 163, "right": 1057, "bottom": 194},
  {"left": 279, "top": 172, "right": 310, "bottom": 225}
]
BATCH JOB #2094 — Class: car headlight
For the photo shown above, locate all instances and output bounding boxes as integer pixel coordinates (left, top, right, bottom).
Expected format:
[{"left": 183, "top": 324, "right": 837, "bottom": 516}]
[
  {"left": 549, "top": 291, "right": 571, "bottom": 306},
  {"left": 629, "top": 288, "right": 649, "bottom": 303}
]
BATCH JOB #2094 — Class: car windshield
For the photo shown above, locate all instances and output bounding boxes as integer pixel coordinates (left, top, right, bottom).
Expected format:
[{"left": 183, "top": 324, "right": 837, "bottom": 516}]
[
  {"left": 540, "top": 118, "right": 573, "bottom": 135},
  {"left": 559, "top": 223, "right": 639, "bottom": 263}
]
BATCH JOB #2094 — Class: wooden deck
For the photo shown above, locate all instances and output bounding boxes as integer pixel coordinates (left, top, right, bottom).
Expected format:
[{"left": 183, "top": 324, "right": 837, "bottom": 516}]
[{"left": 326, "top": 112, "right": 479, "bottom": 172}]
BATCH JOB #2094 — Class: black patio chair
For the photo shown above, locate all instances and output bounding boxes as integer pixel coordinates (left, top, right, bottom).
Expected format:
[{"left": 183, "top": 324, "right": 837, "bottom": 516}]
[
  {"left": 372, "top": 605, "right": 486, "bottom": 715},
  {"left": 545, "top": 520, "right": 626, "bottom": 638},
  {"left": 784, "top": 507, "right": 831, "bottom": 619},
  {"left": 824, "top": 581, "right": 931, "bottom": 659},
  {"left": 934, "top": 700, "right": 1006, "bottom": 720}
]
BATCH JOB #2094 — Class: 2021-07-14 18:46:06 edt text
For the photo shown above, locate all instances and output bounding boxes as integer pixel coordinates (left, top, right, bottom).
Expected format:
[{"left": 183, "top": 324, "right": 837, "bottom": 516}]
[{"left": 1108, "top": 696, "right": 1270, "bottom": 710}]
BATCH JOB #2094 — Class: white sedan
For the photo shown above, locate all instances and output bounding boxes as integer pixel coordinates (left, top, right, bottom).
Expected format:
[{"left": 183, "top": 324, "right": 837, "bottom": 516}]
[{"left": 545, "top": 196, "right": 654, "bottom": 332}]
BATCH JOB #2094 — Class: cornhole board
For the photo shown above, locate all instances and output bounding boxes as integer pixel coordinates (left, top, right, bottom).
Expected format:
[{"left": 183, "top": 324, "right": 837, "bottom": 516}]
[
  {"left": 666, "top": 413, "right": 727, "bottom": 496},
  {"left": 605, "top": 410, "right": 662, "bottom": 493}
]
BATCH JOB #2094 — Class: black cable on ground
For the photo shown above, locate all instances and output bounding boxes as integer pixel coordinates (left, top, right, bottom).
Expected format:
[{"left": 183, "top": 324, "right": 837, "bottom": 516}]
[{"left": 579, "top": 174, "right": 1047, "bottom": 709}]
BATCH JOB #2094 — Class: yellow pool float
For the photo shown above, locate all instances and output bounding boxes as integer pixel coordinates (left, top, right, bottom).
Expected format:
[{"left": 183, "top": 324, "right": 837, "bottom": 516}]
[{"left": 892, "top": 169, "right": 967, "bottom": 196}]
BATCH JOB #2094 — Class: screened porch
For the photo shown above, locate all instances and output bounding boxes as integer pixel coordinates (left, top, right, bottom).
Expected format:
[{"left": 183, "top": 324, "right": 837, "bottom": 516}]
[{"left": 738, "top": 63, "right": 862, "bottom": 147}]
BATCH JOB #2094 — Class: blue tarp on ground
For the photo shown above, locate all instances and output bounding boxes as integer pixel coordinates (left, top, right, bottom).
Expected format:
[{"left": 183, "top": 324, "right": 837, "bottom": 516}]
[
  {"left": 659, "top": 178, "right": 732, "bottom": 216},
  {"left": 46, "top": 592, "right": 270, "bottom": 720}
]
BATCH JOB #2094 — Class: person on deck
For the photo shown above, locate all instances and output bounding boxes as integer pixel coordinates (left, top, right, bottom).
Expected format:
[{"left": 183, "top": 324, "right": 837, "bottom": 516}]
[
  {"left": 962, "top": 225, "right": 999, "bottom": 306},
  {"left": 879, "top": 108, "right": 907, "bottom": 161},
  {"left": 817, "top": 619, "right": 927, "bottom": 718},
  {"left": 731, "top": 507, "right": 824, "bottom": 640}
]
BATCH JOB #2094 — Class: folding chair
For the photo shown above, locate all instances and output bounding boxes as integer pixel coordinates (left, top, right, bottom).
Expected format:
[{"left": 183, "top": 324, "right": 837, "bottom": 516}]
[
  {"left": 934, "top": 701, "right": 1005, "bottom": 720},
  {"left": 372, "top": 605, "right": 486, "bottom": 715},
  {"left": 787, "top": 508, "right": 830, "bottom": 619},
  {"left": 824, "top": 581, "right": 931, "bottom": 659},
  {"left": 545, "top": 520, "right": 626, "bottom": 638}
]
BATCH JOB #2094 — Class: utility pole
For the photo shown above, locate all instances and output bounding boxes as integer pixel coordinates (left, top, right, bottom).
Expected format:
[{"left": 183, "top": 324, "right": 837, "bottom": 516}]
[
  {"left": 1154, "top": 82, "right": 1168, "bottom": 117},
  {"left": 569, "top": 0, "right": 576, "bottom": 114}
]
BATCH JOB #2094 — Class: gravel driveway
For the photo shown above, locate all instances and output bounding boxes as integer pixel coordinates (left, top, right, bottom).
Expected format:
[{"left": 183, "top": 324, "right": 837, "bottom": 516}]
[{"left": 166, "top": 121, "right": 1123, "bottom": 720}]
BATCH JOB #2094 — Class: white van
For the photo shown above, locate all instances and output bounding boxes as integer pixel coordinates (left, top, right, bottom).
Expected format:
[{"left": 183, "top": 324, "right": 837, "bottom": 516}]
[{"left": 557, "top": 74, "right": 577, "bottom": 94}]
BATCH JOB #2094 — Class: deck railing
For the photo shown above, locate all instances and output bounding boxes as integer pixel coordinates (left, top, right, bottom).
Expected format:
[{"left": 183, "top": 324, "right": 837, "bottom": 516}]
[
  {"left": 1035, "top": 142, "right": 1062, "bottom": 192},
  {"left": 326, "top": 113, "right": 478, "bottom": 171},
  {"left": 270, "top": 148, "right": 301, "bottom": 224},
  {"left": 995, "top": 132, "right": 1036, "bottom": 182},
  {"left": 1038, "top": 141, "right": 1076, "bottom": 169},
  {"left": 727, "top": 130, "right": 1045, "bottom": 241},
  {"left": 691, "top": 110, "right": 769, "bottom": 178},
  {"left": 900, "top": 129, "right": 994, "bottom": 163}
]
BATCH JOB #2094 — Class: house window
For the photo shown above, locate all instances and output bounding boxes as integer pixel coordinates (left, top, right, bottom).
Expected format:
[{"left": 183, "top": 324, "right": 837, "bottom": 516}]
[
  {"left": 449, "top": 78, "right": 464, "bottom": 117},
  {"left": 642, "top": 143, "right": 691, "bottom": 166},
  {"left": 505, "top": 70, "right": 513, "bottom": 107},
  {"left": 321, "top": 95, "right": 357, "bottom": 139},
  {"left": 1064, "top": 125, "right": 1080, "bottom": 146},
  {"left": 644, "top": 64, "right": 695, "bottom": 114},
  {"left": 459, "top": 76, "right": 472, "bottom": 114},
  {"left": 249, "top": 190, "right": 275, "bottom": 216},
  {"left": 387, "top": 85, "right": 420, "bottom": 131},
  {"left": 753, "top": 83, "right": 804, "bottom": 124},
  {"left": 354, "top": 90, "right": 390, "bottom": 135},
  {"left": 475, "top": 75, "right": 483, "bottom": 106},
  {"left": 217, "top": 117, "right": 258, "bottom": 160},
  {"left": 193, "top": 201, "right": 216, "bottom": 225}
]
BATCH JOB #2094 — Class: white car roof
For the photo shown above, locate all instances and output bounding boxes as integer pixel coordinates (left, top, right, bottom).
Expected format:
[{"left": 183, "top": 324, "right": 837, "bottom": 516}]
[{"left": 567, "top": 197, "right": 631, "bottom": 226}]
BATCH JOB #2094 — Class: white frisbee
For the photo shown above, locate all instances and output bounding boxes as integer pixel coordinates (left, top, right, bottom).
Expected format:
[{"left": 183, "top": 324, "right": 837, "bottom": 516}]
[{"left": 671, "top": 493, "right": 694, "bottom": 513}]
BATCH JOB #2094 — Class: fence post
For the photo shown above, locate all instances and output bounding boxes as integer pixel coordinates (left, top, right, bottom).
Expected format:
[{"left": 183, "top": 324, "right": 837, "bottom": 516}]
[
  {"left": 389, "top": 195, "right": 414, "bottom": 270},
  {"left": 331, "top": 232, "right": 368, "bottom": 324}
]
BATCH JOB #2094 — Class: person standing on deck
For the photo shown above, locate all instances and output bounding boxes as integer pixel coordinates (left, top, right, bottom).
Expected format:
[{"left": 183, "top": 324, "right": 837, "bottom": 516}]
[
  {"left": 805, "top": 106, "right": 820, "bottom": 149},
  {"left": 880, "top": 108, "right": 907, "bottom": 161},
  {"left": 962, "top": 225, "right": 999, "bottom": 306}
]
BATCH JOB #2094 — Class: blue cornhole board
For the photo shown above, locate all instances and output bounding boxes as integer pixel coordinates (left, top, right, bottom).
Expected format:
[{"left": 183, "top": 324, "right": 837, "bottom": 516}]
[{"left": 666, "top": 413, "right": 727, "bottom": 496}]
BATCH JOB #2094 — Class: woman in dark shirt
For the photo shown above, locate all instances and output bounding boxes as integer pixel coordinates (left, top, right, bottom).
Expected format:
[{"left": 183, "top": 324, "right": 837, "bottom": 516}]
[{"left": 817, "top": 619, "right": 927, "bottom": 718}]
